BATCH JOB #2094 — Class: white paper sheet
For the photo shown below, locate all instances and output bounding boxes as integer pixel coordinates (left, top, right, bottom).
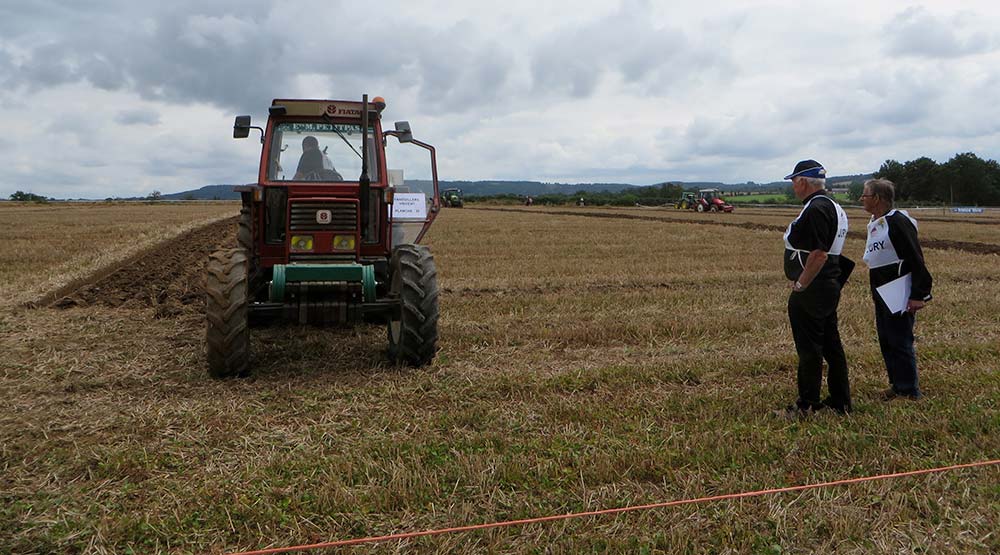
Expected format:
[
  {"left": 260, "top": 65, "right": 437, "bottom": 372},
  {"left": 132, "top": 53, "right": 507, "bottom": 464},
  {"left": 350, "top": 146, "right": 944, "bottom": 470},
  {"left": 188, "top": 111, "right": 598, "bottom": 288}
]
[
  {"left": 876, "top": 273, "right": 912, "bottom": 314},
  {"left": 391, "top": 193, "right": 428, "bottom": 220}
]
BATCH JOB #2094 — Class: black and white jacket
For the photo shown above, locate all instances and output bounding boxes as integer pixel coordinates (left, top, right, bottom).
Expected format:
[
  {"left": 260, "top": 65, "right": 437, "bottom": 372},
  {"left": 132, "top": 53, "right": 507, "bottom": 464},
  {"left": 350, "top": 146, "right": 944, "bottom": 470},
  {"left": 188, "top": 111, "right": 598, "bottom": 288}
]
[{"left": 862, "top": 209, "right": 933, "bottom": 302}]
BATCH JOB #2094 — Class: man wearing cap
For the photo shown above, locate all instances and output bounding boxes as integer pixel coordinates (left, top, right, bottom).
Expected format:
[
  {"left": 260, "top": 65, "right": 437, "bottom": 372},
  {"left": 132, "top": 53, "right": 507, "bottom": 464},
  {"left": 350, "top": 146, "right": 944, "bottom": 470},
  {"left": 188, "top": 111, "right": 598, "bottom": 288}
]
[{"left": 780, "top": 160, "right": 853, "bottom": 416}]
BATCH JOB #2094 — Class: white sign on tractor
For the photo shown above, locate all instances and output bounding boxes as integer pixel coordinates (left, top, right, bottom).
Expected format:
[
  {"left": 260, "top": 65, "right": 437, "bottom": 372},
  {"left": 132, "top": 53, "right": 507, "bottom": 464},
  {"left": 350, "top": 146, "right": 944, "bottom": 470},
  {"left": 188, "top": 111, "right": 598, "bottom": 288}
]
[{"left": 392, "top": 193, "right": 427, "bottom": 220}]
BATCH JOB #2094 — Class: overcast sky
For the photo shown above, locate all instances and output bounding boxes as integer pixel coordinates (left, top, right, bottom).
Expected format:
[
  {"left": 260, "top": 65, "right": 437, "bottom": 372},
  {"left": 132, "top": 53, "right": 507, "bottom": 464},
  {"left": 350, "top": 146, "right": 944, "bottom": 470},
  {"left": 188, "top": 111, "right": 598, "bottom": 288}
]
[{"left": 3, "top": 0, "right": 1000, "bottom": 199}]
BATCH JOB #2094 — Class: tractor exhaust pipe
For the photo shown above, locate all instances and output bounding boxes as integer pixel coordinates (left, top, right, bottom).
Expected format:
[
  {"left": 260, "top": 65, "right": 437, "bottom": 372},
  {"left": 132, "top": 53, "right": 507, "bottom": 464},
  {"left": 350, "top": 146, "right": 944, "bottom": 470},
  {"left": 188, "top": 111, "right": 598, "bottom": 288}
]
[{"left": 359, "top": 94, "right": 370, "bottom": 242}]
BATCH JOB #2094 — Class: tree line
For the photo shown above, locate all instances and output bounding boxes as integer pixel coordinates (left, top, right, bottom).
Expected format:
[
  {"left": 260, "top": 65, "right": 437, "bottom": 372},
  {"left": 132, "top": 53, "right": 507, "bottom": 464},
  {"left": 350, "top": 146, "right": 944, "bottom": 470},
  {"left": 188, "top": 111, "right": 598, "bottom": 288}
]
[
  {"left": 872, "top": 152, "right": 1000, "bottom": 205},
  {"left": 8, "top": 191, "right": 51, "bottom": 202},
  {"left": 469, "top": 182, "right": 687, "bottom": 207}
]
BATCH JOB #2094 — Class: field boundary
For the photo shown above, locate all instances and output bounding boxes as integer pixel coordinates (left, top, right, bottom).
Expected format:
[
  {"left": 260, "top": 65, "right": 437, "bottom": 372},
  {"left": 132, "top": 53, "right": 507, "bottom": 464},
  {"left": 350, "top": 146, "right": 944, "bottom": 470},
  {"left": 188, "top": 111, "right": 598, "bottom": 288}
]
[{"left": 467, "top": 207, "right": 1000, "bottom": 256}]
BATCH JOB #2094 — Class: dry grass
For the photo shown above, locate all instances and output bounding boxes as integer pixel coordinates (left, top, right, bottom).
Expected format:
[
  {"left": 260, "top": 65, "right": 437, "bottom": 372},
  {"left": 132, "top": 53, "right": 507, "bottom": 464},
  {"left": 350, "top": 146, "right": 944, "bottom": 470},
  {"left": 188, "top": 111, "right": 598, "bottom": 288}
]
[
  {"left": 1, "top": 204, "right": 997, "bottom": 554},
  {"left": 0, "top": 201, "right": 237, "bottom": 307}
]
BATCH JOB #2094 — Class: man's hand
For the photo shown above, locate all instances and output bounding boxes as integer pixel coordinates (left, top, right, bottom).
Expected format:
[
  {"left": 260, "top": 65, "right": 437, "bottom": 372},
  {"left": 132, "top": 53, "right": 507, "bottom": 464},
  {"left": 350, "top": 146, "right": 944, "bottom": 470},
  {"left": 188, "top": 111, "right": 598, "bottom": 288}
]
[{"left": 906, "top": 299, "right": 926, "bottom": 313}]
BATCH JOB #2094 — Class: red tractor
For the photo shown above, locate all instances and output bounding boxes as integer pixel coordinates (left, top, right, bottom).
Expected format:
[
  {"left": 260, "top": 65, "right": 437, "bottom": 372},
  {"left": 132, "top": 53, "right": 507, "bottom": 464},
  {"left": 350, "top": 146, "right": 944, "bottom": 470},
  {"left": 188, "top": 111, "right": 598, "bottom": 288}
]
[
  {"left": 205, "top": 96, "right": 440, "bottom": 378},
  {"left": 693, "top": 188, "right": 734, "bottom": 213}
]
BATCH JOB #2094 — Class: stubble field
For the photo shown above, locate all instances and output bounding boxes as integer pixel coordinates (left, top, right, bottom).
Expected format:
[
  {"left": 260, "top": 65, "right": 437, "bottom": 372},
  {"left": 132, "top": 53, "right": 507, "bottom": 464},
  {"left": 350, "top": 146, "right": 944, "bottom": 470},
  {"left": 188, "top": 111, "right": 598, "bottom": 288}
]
[{"left": 1, "top": 201, "right": 998, "bottom": 554}]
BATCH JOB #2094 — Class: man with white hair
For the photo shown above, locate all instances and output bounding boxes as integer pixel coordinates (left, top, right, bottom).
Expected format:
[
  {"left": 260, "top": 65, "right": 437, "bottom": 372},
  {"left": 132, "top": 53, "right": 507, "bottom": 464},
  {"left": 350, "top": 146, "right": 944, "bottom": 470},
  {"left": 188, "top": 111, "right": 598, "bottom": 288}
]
[
  {"left": 779, "top": 160, "right": 853, "bottom": 417},
  {"left": 860, "top": 178, "right": 932, "bottom": 401}
]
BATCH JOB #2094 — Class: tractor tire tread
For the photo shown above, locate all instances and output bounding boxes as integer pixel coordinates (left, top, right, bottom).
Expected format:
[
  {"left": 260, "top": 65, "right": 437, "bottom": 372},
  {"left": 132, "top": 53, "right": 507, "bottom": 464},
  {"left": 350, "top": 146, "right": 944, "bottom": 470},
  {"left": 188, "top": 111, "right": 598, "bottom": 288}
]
[
  {"left": 205, "top": 248, "right": 250, "bottom": 378},
  {"left": 388, "top": 244, "right": 440, "bottom": 366}
]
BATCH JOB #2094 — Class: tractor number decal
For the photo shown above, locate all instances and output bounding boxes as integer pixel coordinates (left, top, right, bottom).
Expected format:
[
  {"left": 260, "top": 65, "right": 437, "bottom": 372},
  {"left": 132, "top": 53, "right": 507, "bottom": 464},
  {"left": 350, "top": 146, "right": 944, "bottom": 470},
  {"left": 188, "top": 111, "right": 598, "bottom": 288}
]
[{"left": 316, "top": 210, "right": 332, "bottom": 224}]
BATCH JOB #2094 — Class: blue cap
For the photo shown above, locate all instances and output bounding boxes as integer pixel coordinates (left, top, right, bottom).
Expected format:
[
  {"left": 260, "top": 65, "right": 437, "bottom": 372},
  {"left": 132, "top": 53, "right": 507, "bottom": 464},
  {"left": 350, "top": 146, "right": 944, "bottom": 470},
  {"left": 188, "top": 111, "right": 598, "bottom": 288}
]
[{"left": 784, "top": 160, "right": 826, "bottom": 180}]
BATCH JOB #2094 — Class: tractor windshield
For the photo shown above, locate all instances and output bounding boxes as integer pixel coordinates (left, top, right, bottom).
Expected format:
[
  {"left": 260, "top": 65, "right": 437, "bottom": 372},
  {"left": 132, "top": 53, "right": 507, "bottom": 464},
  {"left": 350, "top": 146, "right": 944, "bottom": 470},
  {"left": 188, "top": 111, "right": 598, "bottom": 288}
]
[{"left": 268, "top": 122, "right": 379, "bottom": 182}]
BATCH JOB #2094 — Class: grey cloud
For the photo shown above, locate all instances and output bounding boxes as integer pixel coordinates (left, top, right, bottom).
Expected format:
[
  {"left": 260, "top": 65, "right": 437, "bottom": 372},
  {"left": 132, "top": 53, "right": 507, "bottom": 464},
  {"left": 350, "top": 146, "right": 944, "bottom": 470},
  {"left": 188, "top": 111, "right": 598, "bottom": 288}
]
[
  {"left": 2, "top": 3, "right": 521, "bottom": 119},
  {"left": 374, "top": 24, "right": 518, "bottom": 114},
  {"left": 80, "top": 54, "right": 129, "bottom": 91},
  {"left": 46, "top": 117, "right": 99, "bottom": 146},
  {"left": 529, "top": 0, "right": 735, "bottom": 99},
  {"left": 143, "top": 158, "right": 180, "bottom": 177},
  {"left": 678, "top": 115, "right": 786, "bottom": 160},
  {"left": 2, "top": 2, "right": 282, "bottom": 113},
  {"left": 144, "top": 146, "right": 247, "bottom": 179},
  {"left": 885, "top": 7, "right": 996, "bottom": 58},
  {"left": 116, "top": 109, "right": 161, "bottom": 126},
  {"left": 8, "top": 166, "right": 87, "bottom": 190}
]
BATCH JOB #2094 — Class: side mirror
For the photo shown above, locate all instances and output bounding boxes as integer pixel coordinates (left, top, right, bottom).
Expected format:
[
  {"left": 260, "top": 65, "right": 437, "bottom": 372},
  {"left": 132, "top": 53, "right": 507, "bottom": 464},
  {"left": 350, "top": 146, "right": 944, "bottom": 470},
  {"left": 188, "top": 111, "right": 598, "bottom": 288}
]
[
  {"left": 394, "top": 121, "right": 413, "bottom": 143},
  {"left": 233, "top": 115, "right": 251, "bottom": 139}
]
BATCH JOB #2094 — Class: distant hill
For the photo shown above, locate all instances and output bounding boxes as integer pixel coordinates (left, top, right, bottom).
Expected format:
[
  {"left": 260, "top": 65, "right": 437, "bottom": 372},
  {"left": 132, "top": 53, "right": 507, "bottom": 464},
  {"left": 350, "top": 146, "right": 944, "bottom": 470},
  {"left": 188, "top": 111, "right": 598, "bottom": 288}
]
[
  {"left": 161, "top": 174, "right": 874, "bottom": 200},
  {"left": 161, "top": 184, "right": 243, "bottom": 200},
  {"left": 407, "top": 180, "right": 638, "bottom": 196}
]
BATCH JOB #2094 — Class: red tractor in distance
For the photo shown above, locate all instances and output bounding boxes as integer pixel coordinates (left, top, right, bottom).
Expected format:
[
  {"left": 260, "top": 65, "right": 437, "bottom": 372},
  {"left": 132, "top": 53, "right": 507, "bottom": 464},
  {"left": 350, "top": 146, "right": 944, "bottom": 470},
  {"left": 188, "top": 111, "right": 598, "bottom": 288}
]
[
  {"left": 205, "top": 95, "right": 441, "bottom": 378},
  {"left": 693, "top": 188, "right": 734, "bottom": 212}
]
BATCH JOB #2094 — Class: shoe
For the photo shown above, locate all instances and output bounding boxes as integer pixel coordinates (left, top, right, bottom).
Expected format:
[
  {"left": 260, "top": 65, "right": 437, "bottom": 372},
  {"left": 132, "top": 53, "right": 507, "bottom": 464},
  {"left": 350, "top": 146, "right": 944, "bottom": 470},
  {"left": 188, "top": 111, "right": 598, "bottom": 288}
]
[
  {"left": 879, "top": 388, "right": 898, "bottom": 401},
  {"left": 822, "top": 397, "right": 852, "bottom": 414},
  {"left": 880, "top": 388, "right": 922, "bottom": 401}
]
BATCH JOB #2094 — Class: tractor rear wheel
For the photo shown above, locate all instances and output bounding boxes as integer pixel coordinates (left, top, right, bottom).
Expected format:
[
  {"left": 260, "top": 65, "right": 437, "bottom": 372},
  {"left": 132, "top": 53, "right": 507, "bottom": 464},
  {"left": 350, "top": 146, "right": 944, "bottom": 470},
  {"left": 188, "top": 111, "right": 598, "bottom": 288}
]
[
  {"left": 205, "top": 248, "right": 250, "bottom": 378},
  {"left": 696, "top": 203, "right": 705, "bottom": 212},
  {"left": 387, "top": 244, "right": 439, "bottom": 366}
]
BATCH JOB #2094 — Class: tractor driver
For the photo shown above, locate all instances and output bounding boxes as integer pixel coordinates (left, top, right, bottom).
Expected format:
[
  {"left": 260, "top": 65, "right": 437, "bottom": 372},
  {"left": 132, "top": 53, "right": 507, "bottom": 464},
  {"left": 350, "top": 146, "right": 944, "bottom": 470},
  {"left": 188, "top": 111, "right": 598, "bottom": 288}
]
[{"left": 294, "top": 135, "right": 342, "bottom": 181}]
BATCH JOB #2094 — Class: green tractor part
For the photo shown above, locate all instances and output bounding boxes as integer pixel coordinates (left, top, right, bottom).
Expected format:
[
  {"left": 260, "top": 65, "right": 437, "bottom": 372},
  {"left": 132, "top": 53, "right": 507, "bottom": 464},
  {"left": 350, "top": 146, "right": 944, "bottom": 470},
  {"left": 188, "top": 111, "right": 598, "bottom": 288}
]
[{"left": 269, "top": 263, "right": 376, "bottom": 304}]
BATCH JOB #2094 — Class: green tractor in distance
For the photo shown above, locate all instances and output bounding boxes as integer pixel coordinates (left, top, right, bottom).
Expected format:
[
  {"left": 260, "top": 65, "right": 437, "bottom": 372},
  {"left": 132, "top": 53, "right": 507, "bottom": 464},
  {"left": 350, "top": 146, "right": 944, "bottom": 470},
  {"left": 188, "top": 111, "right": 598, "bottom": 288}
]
[
  {"left": 206, "top": 95, "right": 441, "bottom": 378},
  {"left": 675, "top": 192, "right": 696, "bottom": 209},
  {"left": 440, "top": 188, "right": 464, "bottom": 207}
]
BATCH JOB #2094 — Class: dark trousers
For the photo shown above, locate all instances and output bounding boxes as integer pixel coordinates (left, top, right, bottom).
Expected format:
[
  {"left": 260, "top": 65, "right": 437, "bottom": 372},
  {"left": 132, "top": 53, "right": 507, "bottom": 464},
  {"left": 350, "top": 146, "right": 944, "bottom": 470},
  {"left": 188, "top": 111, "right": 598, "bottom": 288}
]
[
  {"left": 874, "top": 295, "right": 920, "bottom": 397},
  {"left": 788, "top": 279, "right": 852, "bottom": 411}
]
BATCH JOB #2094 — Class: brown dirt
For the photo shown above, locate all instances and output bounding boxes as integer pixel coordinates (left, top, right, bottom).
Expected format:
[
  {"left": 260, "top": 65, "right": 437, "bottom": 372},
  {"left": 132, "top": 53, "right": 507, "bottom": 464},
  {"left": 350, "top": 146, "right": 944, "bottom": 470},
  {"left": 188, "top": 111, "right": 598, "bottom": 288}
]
[
  {"left": 472, "top": 207, "right": 1000, "bottom": 255},
  {"left": 40, "top": 217, "right": 237, "bottom": 317}
]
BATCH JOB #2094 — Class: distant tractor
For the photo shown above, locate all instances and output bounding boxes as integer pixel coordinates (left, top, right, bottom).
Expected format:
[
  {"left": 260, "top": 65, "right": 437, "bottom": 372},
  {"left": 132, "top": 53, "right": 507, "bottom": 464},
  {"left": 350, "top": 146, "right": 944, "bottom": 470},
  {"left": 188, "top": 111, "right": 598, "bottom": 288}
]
[
  {"left": 676, "top": 189, "right": 734, "bottom": 212},
  {"left": 440, "top": 188, "right": 464, "bottom": 207},
  {"left": 674, "top": 192, "right": 696, "bottom": 209},
  {"left": 206, "top": 95, "right": 441, "bottom": 378}
]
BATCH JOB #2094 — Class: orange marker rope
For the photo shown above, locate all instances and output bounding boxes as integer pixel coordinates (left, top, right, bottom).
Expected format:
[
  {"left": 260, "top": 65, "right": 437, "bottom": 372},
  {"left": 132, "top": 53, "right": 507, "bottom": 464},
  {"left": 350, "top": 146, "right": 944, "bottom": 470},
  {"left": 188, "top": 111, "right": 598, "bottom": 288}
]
[{"left": 229, "top": 459, "right": 999, "bottom": 555}]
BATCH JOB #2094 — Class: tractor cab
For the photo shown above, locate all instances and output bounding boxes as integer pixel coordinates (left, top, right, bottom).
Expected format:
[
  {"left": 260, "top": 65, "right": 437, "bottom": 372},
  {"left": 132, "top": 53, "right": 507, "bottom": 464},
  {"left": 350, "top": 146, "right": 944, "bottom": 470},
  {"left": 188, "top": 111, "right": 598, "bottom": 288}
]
[{"left": 205, "top": 96, "right": 442, "bottom": 378}]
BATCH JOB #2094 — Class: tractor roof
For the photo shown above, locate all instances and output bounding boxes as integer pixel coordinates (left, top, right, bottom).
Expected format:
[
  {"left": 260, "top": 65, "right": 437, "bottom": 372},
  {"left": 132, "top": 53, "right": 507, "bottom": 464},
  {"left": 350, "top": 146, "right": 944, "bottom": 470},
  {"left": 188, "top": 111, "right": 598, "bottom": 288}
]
[{"left": 270, "top": 98, "right": 383, "bottom": 118}]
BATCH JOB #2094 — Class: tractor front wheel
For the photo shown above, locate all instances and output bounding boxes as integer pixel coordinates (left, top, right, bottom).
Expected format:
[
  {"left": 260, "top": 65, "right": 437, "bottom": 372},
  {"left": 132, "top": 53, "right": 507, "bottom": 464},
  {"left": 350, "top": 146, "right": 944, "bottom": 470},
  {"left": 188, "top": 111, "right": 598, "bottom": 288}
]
[
  {"left": 387, "top": 244, "right": 440, "bottom": 366},
  {"left": 205, "top": 248, "right": 250, "bottom": 378}
]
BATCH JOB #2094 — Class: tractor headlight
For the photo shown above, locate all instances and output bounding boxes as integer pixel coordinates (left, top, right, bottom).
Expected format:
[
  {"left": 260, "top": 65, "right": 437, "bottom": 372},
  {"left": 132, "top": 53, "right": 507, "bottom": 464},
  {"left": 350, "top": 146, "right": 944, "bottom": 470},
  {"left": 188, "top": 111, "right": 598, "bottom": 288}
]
[
  {"left": 332, "top": 235, "right": 356, "bottom": 251},
  {"left": 290, "top": 235, "right": 314, "bottom": 252}
]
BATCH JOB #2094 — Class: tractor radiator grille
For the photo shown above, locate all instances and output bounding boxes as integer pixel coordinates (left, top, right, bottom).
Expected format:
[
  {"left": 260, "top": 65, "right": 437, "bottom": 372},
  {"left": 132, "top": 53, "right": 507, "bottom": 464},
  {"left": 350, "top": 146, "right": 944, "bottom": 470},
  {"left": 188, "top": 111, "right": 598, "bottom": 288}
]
[
  {"left": 289, "top": 253, "right": 356, "bottom": 264},
  {"left": 289, "top": 201, "right": 358, "bottom": 231}
]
